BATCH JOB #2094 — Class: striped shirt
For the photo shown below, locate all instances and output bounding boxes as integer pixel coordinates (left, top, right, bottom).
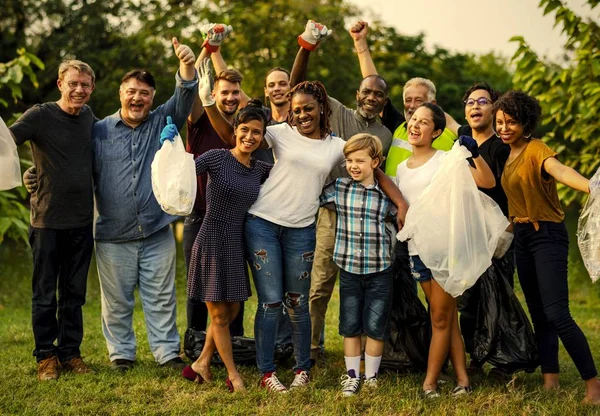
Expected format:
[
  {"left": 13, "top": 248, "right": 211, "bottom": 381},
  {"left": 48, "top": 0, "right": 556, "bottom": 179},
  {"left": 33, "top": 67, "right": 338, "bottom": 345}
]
[{"left": 320, "top": 177, "right": 393, "bottom": 274}]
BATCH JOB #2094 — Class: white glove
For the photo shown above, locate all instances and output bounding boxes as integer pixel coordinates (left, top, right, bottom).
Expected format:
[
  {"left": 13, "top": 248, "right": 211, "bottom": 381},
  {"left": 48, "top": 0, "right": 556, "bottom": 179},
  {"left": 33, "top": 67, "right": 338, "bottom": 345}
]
[
  {"left": 200, "top": 23, "right": 233, "bottom": 53},
  {"left": 198, "top": 59, "right": 215, "bottom": 107},
  {"left": 298, "top": 20, "right": 332, "bottom": 51}
]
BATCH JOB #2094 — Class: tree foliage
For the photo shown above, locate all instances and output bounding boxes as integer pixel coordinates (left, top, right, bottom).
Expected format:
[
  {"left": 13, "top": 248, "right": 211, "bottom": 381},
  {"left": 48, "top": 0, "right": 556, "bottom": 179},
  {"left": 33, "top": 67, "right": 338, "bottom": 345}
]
[{"left": 511, "top": 0, "right": 600, "bottom": 206}]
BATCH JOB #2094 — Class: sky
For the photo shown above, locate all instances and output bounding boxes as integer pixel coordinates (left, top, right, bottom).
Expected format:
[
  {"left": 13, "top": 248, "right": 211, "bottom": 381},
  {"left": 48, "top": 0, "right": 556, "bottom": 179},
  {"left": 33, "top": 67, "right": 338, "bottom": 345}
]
[{"left": 347, "top": 0, "right": 596, "bottom": 59}]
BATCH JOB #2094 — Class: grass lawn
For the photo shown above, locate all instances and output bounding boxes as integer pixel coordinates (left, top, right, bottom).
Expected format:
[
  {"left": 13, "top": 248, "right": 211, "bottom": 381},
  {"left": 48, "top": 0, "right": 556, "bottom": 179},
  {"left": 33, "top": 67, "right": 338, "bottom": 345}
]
[{"left": 1, "top": 217, "right": 600, "bottom": 415}]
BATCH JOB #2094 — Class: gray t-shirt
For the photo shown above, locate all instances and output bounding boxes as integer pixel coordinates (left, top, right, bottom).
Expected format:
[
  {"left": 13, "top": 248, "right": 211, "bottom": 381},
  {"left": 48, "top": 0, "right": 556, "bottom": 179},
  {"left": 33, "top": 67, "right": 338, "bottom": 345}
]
[
  {"left": 327, "top": 97, "right": 392, "bottom": 181},
  {"left": 11, "top": 102, "right": 94, "bottom": 228}
]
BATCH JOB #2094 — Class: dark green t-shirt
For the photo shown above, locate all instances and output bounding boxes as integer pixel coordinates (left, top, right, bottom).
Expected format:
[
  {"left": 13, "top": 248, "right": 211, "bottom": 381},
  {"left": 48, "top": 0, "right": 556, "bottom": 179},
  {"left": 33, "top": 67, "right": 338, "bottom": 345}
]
[{"left": 10, "top": 102, "right": 94, "bottom": 228}]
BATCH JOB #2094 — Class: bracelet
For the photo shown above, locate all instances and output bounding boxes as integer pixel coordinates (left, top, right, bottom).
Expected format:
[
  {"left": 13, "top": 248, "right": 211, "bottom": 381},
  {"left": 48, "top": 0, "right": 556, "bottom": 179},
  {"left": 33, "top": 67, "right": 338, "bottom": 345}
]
[{"left": 355, "top": 45, "right": 369, "bottom": 54}]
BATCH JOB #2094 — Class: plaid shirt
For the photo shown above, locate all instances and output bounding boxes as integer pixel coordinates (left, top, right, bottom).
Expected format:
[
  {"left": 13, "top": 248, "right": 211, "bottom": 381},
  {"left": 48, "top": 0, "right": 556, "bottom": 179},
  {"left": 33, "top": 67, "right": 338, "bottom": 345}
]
[{"left": 320, "top": 177, "right": 393, "bottom": 274}]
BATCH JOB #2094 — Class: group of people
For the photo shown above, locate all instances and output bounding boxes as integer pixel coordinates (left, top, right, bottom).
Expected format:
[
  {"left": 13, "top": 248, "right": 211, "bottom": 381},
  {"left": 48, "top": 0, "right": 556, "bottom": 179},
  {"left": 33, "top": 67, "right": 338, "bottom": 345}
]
[{"left": 5, "top": 18, "right": 600, "bottom": 405}]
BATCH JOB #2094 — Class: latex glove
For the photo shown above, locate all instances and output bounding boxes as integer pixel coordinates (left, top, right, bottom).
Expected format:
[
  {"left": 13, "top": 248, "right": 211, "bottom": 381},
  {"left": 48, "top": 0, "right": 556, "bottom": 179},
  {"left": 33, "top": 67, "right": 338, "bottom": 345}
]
[
  {"left": 172, "top": 37, "right": 195, "bottom": 66},
  {"left": 459, "top": 135, "right": 480, "bottom": 158},
  {"left": 23, "top": 166, "right": 38, "bottom": 193},
  {"left": 160, "top": 116, "right": 179, "bottom": 145},
  {"left": 297, "top": 20, "right": 332, "bottom": 51},
  {"left": 198, "top": 58, "right": 215, "bottom": 107},
  {"left": 200, "top": 23, "right": 233, "bottom": 53}
]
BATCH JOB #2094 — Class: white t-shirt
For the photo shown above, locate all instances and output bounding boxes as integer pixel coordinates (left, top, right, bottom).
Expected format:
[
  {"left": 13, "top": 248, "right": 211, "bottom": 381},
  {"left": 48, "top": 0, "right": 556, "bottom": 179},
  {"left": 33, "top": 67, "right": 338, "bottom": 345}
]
[
  {"left": 248, "top": 123, "right": 346, "bottom": 228},
  {"left": 395, "top": 150, "right": 446, "bottom": 254}
]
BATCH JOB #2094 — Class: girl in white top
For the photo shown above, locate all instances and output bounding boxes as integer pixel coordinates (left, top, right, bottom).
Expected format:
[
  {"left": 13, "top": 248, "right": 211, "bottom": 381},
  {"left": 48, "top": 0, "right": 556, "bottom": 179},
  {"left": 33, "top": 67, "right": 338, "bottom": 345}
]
[{"left": 396, "top": 103, "right": 495, "bottom": 398}]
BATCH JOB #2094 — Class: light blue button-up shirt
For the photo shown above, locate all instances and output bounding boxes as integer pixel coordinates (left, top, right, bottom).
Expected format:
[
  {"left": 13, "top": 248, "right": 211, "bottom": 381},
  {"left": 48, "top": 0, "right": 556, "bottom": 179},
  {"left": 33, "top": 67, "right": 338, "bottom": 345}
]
[{"left": 92, "top": 71, "right": 198, "bottom": 242}]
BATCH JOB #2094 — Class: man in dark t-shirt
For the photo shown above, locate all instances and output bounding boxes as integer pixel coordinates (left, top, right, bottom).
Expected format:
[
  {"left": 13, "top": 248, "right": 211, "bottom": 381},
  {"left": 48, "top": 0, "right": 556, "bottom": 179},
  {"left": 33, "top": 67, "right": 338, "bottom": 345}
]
[
  {"left": 10, "top": 60, "right": 96, "bottom": 381},
  {"left": 447, "top": 82, "right": 516, "bottom": 377}
]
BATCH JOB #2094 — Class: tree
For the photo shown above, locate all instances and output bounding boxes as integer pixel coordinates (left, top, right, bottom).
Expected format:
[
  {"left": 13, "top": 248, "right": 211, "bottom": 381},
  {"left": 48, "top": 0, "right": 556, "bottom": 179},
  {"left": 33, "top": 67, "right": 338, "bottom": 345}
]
[{"left": 511, "top": 0, "right": 600, "bottom": 205}]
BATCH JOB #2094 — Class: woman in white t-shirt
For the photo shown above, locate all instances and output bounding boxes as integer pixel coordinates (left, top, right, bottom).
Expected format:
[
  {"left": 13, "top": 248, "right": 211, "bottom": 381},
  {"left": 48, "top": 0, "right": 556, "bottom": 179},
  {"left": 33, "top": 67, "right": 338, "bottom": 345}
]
[{"left": 396, "top": 103, "right": 495, "bottom": 399}]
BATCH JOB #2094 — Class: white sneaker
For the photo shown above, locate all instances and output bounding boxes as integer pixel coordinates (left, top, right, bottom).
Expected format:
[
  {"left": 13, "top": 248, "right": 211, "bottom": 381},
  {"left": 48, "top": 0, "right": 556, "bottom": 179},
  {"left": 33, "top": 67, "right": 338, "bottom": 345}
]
[
  {"left": 260, "top": 372, "right": 288, "bottom": 393},
  {"left": 289, "top": 370, "right": 310, "bottom": 389},
  {"left": 341, "top": 374, "right": 361, "bottom": 397},
  {"left": 363, "top": 376, "right": 378, "bottom": 390}
]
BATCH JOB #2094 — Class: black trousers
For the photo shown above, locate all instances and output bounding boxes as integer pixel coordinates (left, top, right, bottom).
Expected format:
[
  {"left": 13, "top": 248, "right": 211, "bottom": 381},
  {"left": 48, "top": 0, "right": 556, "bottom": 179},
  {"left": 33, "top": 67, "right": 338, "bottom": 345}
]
[
  {"left": 29, "top": 224, "right": 94, "bottom": 362},
  {"left": 183, "top": 216, "right": 244, "bottom": 336},
  {"left": 458, "top": 247, "right": 515, "bottom": 358},
  {"left": 515, "top": 221, "right": 597, "bottom": 380}
]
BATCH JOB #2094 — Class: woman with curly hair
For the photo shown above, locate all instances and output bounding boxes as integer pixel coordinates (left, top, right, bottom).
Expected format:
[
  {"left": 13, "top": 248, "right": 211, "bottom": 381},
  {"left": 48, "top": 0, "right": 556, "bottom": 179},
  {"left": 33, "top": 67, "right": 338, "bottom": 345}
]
[
  {"left": 199, "top": 67, "right": 404, "bottom": 391},
  {"left": 495, "top": 90, "right": 600, "bottom": 404}
]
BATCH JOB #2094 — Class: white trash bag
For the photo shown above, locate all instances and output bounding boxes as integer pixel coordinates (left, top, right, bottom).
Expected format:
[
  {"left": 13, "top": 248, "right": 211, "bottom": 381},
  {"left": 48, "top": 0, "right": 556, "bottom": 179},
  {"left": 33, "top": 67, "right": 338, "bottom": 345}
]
[
  {"left": 577, "top": 168, "right": 600, "bottom": 283},
  {"left": 151, "top": 133, "right": 196, "bottom": 216},
  {"left": 0, "top": 116, "right": 22, "bottom": 191},
  {"left": 397, "top": 142, "right": 509, "bottom": 297}
]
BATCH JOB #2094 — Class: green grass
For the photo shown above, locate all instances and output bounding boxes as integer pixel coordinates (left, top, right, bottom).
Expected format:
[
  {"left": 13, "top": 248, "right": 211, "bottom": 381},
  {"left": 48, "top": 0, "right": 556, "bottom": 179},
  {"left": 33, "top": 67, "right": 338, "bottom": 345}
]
[{"left": 1, "top": 215, "right": 600, "bottom": 415}]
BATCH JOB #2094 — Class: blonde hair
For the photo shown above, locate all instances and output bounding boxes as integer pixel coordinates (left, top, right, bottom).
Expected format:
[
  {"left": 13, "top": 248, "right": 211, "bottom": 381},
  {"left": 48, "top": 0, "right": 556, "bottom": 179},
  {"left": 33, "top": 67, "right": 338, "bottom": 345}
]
[
  {"left": 343, "top": 133, "right": 383, "bottom": 164},
  {"left": 403, "top": 77, "right": 436, "bottom": 102},
  {"left": 58, "top": 60, "right": 95, "bottom": 84}
]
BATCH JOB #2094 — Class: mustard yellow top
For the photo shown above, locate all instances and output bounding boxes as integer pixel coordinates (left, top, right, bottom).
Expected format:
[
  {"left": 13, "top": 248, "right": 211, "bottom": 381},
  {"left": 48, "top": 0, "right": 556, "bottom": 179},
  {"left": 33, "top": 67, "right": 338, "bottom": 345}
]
[{"left": 501, "top": 139, "right": 564, "bottom": 229}]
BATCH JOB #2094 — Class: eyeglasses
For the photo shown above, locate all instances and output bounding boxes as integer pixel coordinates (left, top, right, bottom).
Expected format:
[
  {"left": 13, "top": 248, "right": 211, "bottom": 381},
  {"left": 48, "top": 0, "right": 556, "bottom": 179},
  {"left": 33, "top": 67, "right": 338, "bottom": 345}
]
[
  {"left": 464, "top": 97, "right": 492, "bottom": 106},
  {"left": 67, "top": 81, "right": 93, "bottom": 90}
]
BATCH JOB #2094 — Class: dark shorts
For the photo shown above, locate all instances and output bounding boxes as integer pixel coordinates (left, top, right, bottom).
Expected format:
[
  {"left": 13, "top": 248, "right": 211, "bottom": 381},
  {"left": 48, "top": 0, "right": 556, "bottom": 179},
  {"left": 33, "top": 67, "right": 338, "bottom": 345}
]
[
  {"left": 409, "top": 255, "right": 433, "bottom": 283},
  {"left": 339, "top": 267, "right": 392, "bottom": 340}
]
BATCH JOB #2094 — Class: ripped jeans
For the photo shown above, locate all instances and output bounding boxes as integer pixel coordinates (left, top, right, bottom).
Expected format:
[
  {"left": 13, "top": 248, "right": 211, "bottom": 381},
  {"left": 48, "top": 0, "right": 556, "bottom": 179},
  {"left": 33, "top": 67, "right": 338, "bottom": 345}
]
[{"left": 244, "top": 214, "right": 315, "bottom": 374}]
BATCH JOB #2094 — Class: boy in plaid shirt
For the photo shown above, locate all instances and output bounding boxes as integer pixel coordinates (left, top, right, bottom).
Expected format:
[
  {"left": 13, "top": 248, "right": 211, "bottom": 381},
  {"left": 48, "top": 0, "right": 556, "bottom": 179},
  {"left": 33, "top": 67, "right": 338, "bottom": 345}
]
[{"left": 320, "top": 133, "right": 394, "bottom": 396}]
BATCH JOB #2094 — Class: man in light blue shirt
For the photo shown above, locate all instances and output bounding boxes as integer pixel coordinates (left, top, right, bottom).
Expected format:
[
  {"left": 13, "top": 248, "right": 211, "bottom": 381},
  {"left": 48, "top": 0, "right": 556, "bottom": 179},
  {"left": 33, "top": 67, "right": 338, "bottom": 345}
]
[{"left": 92, "top": 38, "right": 198, "bottom": 371}]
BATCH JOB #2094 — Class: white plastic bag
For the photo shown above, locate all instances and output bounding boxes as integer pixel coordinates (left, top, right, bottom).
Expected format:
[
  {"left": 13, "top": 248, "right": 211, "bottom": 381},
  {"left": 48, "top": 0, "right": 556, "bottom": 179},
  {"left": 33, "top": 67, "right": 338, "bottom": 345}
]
[
  {"left": 577, "top": 168, "right": 600, "bottom": 282},
  {"left": 151, "top": 133, "right": 197, "bottom": 216},
  {"left": 397, "top": 142, "right": 509, "bottom": 297},
  {"left": 0, "top": 116, "right": 22, "bottom": 191}
]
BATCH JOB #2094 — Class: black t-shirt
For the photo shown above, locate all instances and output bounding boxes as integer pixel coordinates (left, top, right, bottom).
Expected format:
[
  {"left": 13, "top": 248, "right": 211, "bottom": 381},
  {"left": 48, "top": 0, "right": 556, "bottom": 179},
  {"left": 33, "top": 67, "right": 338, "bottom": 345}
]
[
  {"left": 382, "top": 99, "right": 406, "bottom": 135},
  {"left": 10, "top": 102, "right": 94, "bottom": 228},
  {"left": 458, "top": 125, "right": 510, "bottom": 215}
]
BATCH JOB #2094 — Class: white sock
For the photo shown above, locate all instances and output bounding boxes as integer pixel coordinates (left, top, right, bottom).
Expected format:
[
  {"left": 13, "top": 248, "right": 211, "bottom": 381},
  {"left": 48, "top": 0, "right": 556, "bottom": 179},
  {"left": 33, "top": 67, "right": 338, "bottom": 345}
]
[
  {"left": 364, "top": 353, "right": 382, "bottom": 379},
  {"left": 344, "top": 356, "right": 361, "bottom": 378}
]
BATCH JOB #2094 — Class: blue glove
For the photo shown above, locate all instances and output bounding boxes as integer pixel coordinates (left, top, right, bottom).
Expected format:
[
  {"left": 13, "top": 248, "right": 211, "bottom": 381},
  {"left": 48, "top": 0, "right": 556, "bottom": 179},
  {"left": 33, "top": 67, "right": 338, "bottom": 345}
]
[
  {"left": 458, "top": 135, "right": 479, "bottom": 158},
  {"left": 160, "top": 116, "right": 179, "bottom": 145}
]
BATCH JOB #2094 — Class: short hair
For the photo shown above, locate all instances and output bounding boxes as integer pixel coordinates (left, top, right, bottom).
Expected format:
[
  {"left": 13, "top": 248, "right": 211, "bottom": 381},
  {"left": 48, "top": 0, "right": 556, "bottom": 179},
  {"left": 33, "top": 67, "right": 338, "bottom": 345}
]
[
  {"left": 58, "top": 60, "right": 95, "bottom": 84},
  {"left": 359, "top": 75, "right": 389, "bottom": 95},
  {"left": 234, "top": 98, "right": 268, "bottom": 131},
  {"left": 264, "top": 67, "right": 290, "bottom": 86},
  {"left": 121, "top": 69, "right": 155, "bottom": 88},
  {"left": 287, "top": 80, "right": 332, "bottom": 137},
  {"left": 343, "top": 133, "right": 383, "bottom": 164},
  {"left": 492, "top": 90, "right": 542, "bottom": 140},
  {"left": 403, "top": 77, "right": 436, "bottom": 102},
  {"left": 419, "top": 102, "right": 446, "bottom": 138},
  {"left": 215, "top": 68, "right": 243, "bottom": 87},
  {"left": 462, "top": 82, "right": 500, "bottom": 104}
]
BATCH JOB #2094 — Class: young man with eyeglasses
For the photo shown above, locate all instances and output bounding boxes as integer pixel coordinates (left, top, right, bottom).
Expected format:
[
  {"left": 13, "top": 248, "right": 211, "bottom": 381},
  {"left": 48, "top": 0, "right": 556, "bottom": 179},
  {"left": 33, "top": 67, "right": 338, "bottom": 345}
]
[{"left": 10, "top": 60, "right": 97, "bottom": 381}]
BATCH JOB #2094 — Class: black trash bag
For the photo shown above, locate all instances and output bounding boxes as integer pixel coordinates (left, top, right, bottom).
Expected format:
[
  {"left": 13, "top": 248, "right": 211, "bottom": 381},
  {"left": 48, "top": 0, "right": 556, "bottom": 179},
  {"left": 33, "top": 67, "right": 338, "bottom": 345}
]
[
  {"left": 472, "top": 257, "right": 539, "bottom": 373},
  {"left": 381, "top": 242, "right": 431, "bottom": 373},
  {"left": 184, "top": 328, "right": 257, "bottom": 366}
]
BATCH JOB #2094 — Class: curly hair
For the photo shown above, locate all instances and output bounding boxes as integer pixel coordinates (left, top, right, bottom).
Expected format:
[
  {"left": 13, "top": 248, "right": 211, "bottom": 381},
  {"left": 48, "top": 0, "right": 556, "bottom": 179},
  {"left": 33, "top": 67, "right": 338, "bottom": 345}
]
[
  {"left": 287, "top": 80, "right": 332, "bottom": 137},
  {"left": 234, "top": 98, "right": 268, "bottom": 131},
  {"left": 492, "top": 90, "right": 542, "bottom": 139}
]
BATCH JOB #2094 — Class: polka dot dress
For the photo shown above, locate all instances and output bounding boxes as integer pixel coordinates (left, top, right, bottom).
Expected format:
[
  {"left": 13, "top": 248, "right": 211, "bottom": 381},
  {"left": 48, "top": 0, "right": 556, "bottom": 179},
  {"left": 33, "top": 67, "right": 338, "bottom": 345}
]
[{"left": 188, "top": 149, "right": 272, "bottom": 302}]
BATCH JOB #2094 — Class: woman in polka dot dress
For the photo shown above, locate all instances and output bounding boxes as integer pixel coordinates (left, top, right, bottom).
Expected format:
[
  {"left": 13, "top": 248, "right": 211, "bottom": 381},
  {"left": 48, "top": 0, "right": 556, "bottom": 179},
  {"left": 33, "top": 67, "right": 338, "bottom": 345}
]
[{"left": 181, "top": 99, "right": 272, "bottom": 392}]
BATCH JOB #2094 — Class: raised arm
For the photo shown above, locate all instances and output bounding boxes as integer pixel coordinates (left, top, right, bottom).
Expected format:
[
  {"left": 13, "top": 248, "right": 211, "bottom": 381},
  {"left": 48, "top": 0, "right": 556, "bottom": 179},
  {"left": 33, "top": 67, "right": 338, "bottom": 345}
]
[
  {"left": 349, "top": 21, "right": 378, "bottom": 77},
  {"left": 544, "top": 157, "right": 591, "bottom": 194},
  {"left": 375, "top": 168, "right": 408, "bottom": 229},
  {"left": 197, "top": 58, "right": 235, "bottom": 147},
  {"left": 289, "top": 20, "right": 332, "bottom": 86},
  {"left": 189, "top": 24, "right": 234, "bottom": 124},
  {"left": 459, "top": 136, "right": 495, "bottom": 189}
]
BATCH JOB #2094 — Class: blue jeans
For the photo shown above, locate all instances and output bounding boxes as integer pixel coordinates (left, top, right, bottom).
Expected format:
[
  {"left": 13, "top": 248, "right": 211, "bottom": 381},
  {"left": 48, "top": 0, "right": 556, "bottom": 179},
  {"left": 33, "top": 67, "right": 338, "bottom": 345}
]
[
  {"left": 244, "top": 214, "right": 315, "bottom": 374},
  {"left": 339, "top": 267, "right": 393, "bottom": 340},
  {"left": 96, "top": 225, "right": 180, "bottom": 364}
]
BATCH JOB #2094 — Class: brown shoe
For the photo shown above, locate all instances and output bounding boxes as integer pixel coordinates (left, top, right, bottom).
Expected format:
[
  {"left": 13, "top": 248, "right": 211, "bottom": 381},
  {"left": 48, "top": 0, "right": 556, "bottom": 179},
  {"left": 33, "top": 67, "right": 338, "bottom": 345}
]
[
  {"left": 38, "top": 356, "right": 61, "bottom": 381},
  {"left": 62, "top": 357, "right": 95, "bottom": 374}
]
